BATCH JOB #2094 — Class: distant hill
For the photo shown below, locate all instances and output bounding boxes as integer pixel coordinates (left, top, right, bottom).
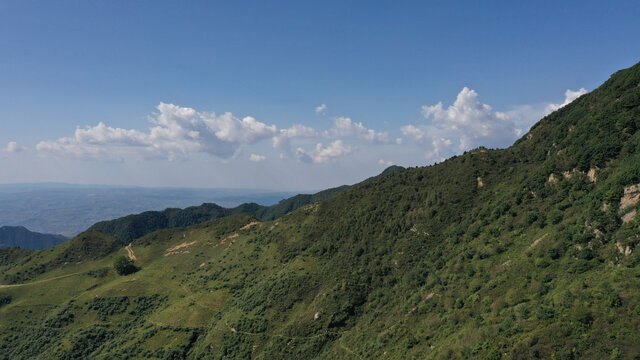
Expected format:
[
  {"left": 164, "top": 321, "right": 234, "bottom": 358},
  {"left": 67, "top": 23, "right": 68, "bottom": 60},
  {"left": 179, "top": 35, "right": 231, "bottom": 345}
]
[
  {"left": 3, "top": 61, "right": 640, "bottom": 359},
  {"left": 0, "top": 226, "right": 67, "bottom": 250},
  {"left": 0, "top": 185, "right": 295, "bottom": 236},
  {"left": 89, "top": 165, "right": 405, "bottom": 243}
]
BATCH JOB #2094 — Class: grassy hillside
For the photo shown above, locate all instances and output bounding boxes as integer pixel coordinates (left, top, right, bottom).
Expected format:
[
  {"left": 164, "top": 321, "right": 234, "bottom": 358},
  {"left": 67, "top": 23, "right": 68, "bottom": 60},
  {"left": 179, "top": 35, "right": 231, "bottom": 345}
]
[
  {"left": 0, "top": 226, "right": 67, "bottom": 249},
  {"left": 88, "top": 165, "right": 405, "bottom": 244},
  {"left": 1, "top": 62, "right": 640, "bottom": 359}
]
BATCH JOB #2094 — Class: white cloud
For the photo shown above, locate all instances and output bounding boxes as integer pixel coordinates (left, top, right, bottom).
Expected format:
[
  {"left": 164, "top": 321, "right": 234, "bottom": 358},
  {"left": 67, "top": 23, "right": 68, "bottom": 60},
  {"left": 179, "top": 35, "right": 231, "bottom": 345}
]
[
  {"left": 402, "top": 87, "right": 522, "bottom": 160},
  {"left": 326, "top": 116, "right": 389, "bottom": 143},
  {"left": 37, "top": 103, "right": 278, "bottom": 161},
  {"left": 34, "top": 101, "right": 393, "bottom": 165},
  {"left": 545, "top": 88, "right": 588, "bottom": 114},
  {"left": 402, "top": 87, "right": 588, "bottom": 161},
  {"left": 249, "top": 154, "right": 266, "bottom": 162},
  {"left": 378, "top": 159, "right": 393, "bottom": 166},
  {"left": 272, "top": 124, "right": 318, "bottom": 149},
  {"left": 395, "top": 137, "right": 403, "bottom": 145},
  {"left": 296, "top": 140, "right": 352, "bottom": 164},
  {"left": 315, "top": 104, "right": 327, "bottom": 115},
  {"left": 400, "top": 125, "right": 426, "bottom": 143},
  {"left": 2, "top": 141, "right": 26, "bottom": 154}
]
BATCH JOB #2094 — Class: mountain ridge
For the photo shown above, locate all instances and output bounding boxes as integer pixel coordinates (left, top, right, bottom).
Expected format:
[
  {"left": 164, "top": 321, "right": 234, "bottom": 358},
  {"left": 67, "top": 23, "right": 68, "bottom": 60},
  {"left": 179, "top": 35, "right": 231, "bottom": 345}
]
[
  {"left": 88, "top": 165, "right": 405, "bottom": 244},
  {"left": 0, "top": 226, "right": 67, "bottom": 250},
  {"left": 0, "top": 62, "right": 639, "bottom": 359}
]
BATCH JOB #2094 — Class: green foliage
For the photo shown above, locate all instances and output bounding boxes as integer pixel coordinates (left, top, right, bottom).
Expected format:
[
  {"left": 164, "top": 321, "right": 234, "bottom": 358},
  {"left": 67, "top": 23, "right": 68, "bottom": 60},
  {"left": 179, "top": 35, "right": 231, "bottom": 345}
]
[
  {"left": 88, "top": 166, "right": 405, "bottom": 243},
  {"left": 2, "top": 63, "right": 640, "bottom": 359},
  {"left": 87, "top": 296, "right": 130, "bottom": 320},
  {"left": 113, "top": 256, "right": 138, "bottom": 275},
  {"left": 0, "top": 294, "right": 11, "bottom": 308},
  {"left": 86, "top": 267, "right": 109, "bottom": 278}
]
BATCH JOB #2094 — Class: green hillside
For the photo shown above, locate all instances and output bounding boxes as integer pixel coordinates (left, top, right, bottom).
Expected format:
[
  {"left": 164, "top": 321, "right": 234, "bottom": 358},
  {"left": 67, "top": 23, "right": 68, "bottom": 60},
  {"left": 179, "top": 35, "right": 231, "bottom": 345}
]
[
  {"left": 1, "top": 62, "right": 640, "bottom": 359},
  {"left": 88, "top": 165, "right": 405, "bottom": 244},
  {"left": 0, "top": 226, "right": 67, "bottom": 250}
]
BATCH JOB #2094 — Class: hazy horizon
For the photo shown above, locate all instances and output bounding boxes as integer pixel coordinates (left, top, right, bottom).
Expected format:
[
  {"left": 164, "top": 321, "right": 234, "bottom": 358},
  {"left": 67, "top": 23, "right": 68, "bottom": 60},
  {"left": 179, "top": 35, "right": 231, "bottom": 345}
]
[{"left": 2, "top": 2, "right": 639, "bottom": 189}]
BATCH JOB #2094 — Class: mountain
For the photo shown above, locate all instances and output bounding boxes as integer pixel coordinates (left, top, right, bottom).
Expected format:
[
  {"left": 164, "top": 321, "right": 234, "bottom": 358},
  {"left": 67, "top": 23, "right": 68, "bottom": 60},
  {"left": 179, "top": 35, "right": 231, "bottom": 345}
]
[
  {"left": 0, "top": 185, "right": 296, "bottom": 237},
  {"left": 0, "top": 226, "right": 67, "bottom": 250},
  {"left": 1, "top": 62, "right": 640, "bottom": 359},
  {"left": 88, "top": 165, "right": 406, "bottom": 244}
]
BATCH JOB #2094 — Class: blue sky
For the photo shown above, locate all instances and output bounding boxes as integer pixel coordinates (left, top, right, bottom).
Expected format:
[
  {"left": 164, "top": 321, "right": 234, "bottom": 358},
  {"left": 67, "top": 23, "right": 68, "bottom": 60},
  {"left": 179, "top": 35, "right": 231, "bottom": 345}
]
[{"left": 1, "top": 1, "right": 639, "bottom": 190}]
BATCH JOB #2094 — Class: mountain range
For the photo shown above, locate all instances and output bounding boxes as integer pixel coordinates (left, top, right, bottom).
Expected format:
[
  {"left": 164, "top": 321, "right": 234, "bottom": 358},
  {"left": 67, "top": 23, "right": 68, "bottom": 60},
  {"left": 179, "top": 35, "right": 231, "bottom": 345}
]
[
  {"left": 88, "top": 165, "right": 405, "bottom": 244},
  {"left": 0, "top": 61, "right": 640, "bottom": 359},
  {"left": 0, "top": 226, "right": 67, "bottom": 250}
]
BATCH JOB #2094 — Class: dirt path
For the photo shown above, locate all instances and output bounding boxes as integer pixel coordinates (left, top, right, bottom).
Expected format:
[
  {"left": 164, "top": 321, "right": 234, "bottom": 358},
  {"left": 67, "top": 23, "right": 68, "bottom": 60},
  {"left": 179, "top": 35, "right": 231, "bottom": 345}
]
[
  {"left": 225, "top": 321, "right": 337, "bottom": 340},
  {"left": 126, "top": 244, "right": 137, "bottom": 260},
  {"left": 0, "top": 272, "right": 84, "bottom": 289}
]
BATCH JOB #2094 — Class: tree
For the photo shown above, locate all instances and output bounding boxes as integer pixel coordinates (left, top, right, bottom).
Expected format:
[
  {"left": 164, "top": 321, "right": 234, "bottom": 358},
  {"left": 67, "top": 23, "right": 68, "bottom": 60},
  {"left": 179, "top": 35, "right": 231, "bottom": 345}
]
[{"left": 113, "top": 256, "right": 138, "bottom": 275}]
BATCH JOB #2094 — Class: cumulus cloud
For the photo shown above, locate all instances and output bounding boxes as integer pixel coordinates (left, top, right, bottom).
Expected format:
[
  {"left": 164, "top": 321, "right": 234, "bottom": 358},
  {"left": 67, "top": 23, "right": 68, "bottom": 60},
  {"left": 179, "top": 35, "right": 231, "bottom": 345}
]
[
  {"left": 272, "top": 124, "right": 318, "bottom": 149},
  {"left": 545, "top": 88, "right": 588, "bottom": 114},
  {"left": 37, "top": 103, "right": 278, "bottom": 161},
  {"left": 315, "top": 104, "right": 327, "bottom": 115},
  {"left": 402, "top": 87, "right": 589, "bottom": 161},
  {"left": 378, "top": 159, "right": 393, "bottom": 166},
  {"left": 249, "top": 154, "right": 266, "bottom": 162},
  {"left": 400, "top": 125, "right": 426, "bottom": 143},
  {"left": 401, "top": 87, "right": 526, "bottom": 160},
  {"left": 33, "top": 99, "right": 394, "bottom": 165},
  {"left": 326, "top": 116, "right": 389, "bottom": 143},
  {"left": 2, "top": 141, "right": 26, "bottom": 154},
  {"left": 295, "top": 140, "right": 352, "bottom": 164}
]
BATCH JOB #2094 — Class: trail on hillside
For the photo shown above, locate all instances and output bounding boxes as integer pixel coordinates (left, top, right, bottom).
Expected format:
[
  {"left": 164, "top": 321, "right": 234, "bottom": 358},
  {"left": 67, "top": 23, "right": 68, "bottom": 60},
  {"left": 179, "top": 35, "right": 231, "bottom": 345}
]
[
  {"left": 0, "top": 272, "right": 84, "bottom": 289},
  {"left": 224, "top": 321, "right": 362, "bottom": 358},
  {"left": 126, "top": 244, "right": 136, "bottom": 260}
]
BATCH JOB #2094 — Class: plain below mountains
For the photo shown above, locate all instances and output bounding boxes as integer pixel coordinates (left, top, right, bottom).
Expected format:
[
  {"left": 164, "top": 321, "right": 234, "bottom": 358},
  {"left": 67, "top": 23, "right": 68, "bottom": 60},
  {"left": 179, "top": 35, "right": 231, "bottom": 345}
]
[
  {"left": 88, "top": 165, "right": 406, "bottom": 244},
  {"left": 1, "top": 62, "right": 640, "bottom": 359},
  {"left": 0, "top": 226, "right": 67, "bottom": 250}
]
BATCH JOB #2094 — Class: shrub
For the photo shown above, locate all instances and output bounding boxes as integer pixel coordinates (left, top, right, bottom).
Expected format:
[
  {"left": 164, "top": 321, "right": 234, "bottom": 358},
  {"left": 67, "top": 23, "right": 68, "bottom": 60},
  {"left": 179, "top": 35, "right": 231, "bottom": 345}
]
[
  {"left": 0, "top": 294, "right": 12, "bottom": 308},
  {"left": 113, "top": 256, "right": 138, "bottom": 275}
]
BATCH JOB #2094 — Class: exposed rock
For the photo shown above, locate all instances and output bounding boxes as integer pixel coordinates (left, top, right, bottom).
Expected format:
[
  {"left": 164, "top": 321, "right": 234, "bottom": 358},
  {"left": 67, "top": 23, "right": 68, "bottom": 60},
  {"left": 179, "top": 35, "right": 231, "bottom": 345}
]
[
  {"left": 620, "top": 184, "right": 640, "bottom": 210},
  {"left": 240, "top": 221, "right": 260, "bottom": 231},
  {"left": 587, "top": 168, "right": 598, "bottom": 182},
  {"left": 314, "top": 312, "right": 321, "bottom": 320},
  {"left": 616, "top": 242, "right": 633, "bottom": 256},
  {"left": 166, "top": 241, "right": 197, "bottom": 253},
  {"left": 622, "top": 210, "right": 637, "bottom": 224},
  {"left": 529, "top": 234, "right": 547, "bottom": 249},
  {"left": 548, "top": 174, "right": 559, "bottom": 184},
  {"left": 477, "top": 177, "right": 484, "bottom": 187}
]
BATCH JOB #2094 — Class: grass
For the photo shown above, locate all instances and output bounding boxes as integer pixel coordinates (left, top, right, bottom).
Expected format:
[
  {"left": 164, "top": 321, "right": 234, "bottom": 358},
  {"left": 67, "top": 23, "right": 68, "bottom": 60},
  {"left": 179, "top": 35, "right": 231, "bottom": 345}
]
[{"left": 1, "top": 62, "right": 640, "bottom": 359}]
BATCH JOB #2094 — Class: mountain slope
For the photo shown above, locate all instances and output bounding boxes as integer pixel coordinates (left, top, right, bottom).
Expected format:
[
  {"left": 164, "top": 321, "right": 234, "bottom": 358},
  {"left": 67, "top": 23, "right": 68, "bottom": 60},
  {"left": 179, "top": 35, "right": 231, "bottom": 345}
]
[
  {"left": 88, "top": 165, "right": 405, "bottom": 244},
  {"left": 1, "top": 62, "right": 640, "bottom": 359},
  {"left": 0, "top": 226, "right": 67, "bottom": 250}
]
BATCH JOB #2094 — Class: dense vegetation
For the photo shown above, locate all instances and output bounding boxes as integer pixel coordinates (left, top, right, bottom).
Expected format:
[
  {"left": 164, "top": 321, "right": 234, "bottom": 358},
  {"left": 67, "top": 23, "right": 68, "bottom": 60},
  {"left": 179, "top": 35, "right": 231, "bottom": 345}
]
[
  {"left": 88, "top": 165, "right": 404, "bottom": 244},
  {"left": 0, "top": 226, "right": 67, "bottom": 249},
  {"left": 1, "top": 231, "right": 122, "bottom": 284},
  {"left": 113, "top": 256, "right": 138, "bottom": 276},
  {"left": 0, "top": 62, "right": 639, "bottom": 359}
]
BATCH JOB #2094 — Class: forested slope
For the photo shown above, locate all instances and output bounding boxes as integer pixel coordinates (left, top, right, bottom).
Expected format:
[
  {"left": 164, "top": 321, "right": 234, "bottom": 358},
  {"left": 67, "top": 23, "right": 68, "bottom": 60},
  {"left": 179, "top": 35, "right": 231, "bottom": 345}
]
[{"left": 0, "top": 62, "right": 639, "bottom": 359}]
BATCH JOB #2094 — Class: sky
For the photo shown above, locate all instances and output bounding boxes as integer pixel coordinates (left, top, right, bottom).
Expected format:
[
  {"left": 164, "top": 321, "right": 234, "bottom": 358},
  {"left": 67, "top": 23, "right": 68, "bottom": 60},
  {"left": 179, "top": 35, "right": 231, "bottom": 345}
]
[{"left": 1, "top": 1, "right": 639, "bottom": 190}]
